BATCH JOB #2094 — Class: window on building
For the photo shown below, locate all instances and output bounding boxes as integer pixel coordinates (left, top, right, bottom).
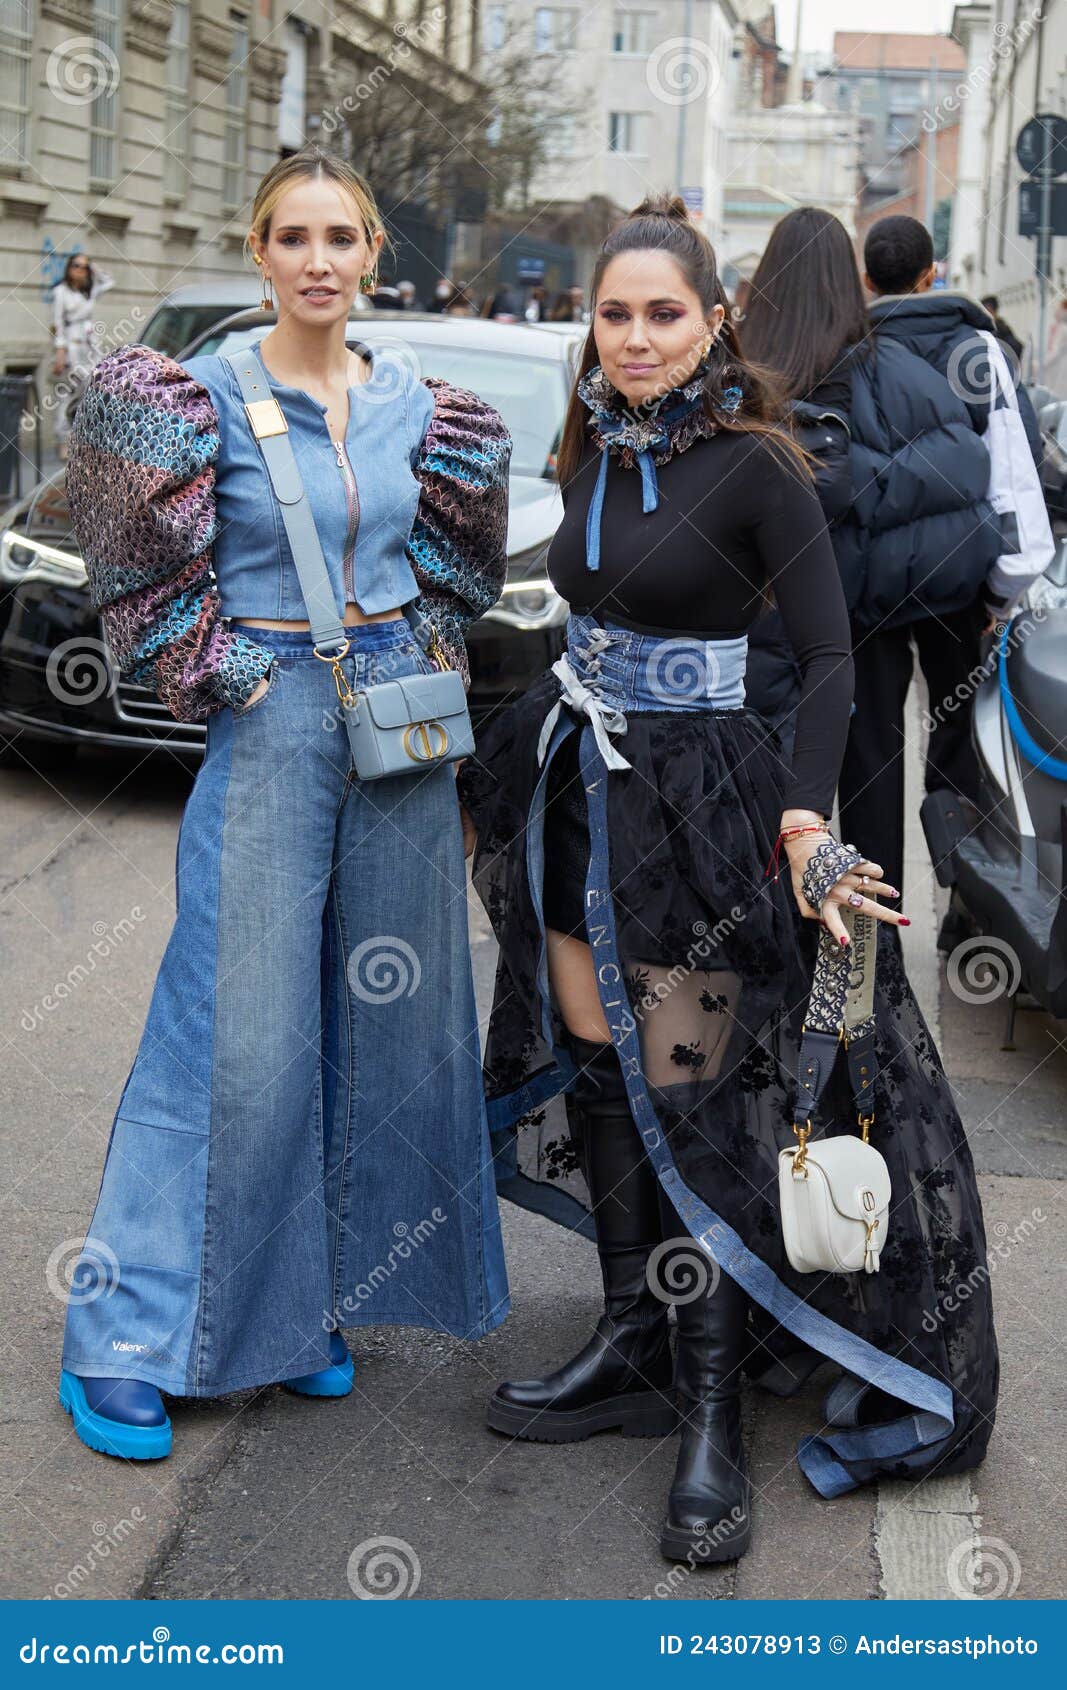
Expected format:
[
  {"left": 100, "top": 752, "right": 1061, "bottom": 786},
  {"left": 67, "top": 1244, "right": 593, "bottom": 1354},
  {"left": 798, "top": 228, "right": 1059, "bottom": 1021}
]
[
  {"left": 222, "top": 11, "right": 249, "bottom": 211},
  {"left": 486, "top": 4, "right": 506, "bottom": 49},
  {"left": 0, "top": 0, "right": 34, "bottom": 172},
  {"left": 89, "top": 0, "right": 122, "bottom": 187},
  {"left": 608, "top": 111, "right": 648, "bottom": 155},
  {"left": 162, "top": 0, "right": 190, "bottom": 199},
  {"left": 534, "top": 7, "right": 578, "bottom": 52},
  {"left": 612, "top": 11, "right": 651, "bottom": 54},
  {"left": 548, "top": 114, "right": 577, "bottom": 157}
]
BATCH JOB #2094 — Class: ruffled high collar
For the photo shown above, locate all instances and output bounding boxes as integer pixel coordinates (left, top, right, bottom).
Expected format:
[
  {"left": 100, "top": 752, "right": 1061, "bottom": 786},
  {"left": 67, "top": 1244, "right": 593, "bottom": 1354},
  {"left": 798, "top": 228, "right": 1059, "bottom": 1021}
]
[{"left": 575, "top": 350, "right": 741, "bottom": 571}]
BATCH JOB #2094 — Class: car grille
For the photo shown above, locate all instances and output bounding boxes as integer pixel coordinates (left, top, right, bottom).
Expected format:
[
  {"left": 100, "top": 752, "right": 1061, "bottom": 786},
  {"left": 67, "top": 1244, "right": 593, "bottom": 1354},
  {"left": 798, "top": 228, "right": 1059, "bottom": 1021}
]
[{"left": 113, "top": 678, "right": 206, "bottom": 741}]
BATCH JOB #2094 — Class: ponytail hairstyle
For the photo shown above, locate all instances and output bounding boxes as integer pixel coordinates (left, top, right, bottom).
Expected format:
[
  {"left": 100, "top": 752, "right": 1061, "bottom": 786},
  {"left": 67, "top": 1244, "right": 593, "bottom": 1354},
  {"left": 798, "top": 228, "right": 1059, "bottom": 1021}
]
[{"left": 555, "top": 191, "right": 815, "bottom": 491}]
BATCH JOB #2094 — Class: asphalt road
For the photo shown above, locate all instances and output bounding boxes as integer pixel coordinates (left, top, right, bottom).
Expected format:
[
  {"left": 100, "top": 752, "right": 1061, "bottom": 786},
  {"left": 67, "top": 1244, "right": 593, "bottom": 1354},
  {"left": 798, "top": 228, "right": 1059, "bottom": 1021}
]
[{"left": 2, "top": 688, "right": 1064, "bottom": 1603}]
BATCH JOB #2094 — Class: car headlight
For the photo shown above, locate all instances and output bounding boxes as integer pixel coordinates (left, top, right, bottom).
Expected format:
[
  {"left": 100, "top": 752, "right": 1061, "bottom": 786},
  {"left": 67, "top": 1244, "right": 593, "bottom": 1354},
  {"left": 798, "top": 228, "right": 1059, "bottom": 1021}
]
[{"left": 0, "top": 528, "right": 87, "bottom": 586}]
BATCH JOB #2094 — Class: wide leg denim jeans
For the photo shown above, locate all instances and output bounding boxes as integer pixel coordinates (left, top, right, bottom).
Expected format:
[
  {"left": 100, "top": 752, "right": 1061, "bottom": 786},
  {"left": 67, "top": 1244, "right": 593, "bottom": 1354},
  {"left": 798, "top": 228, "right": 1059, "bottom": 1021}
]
[{"left": 61, "top": 618, "right": 509, "bottom": 1396}]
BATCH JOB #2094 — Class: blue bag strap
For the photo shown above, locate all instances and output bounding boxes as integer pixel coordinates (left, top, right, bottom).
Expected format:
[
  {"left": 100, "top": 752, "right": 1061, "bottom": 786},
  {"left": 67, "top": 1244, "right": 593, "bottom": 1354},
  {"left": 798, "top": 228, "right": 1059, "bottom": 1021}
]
[{"left": 222, "top": 348, "right": 432, "bottom": 658}]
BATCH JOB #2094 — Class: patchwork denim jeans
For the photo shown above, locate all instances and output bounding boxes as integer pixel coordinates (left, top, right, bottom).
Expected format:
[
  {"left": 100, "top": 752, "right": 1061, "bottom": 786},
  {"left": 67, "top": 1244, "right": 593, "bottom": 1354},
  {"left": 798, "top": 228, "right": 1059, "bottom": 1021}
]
[{"left": 61, "top": 617, "right": 509, "bottom": 1395}]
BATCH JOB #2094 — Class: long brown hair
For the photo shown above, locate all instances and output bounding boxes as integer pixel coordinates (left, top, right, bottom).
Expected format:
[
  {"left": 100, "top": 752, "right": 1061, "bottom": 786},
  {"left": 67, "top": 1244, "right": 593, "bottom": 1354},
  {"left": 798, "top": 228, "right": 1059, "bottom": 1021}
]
[
  {"left": 739, "top": 206, "right": 871, "bottom": 400},
  {"left": 555, "top": 192, "right": 813, "bottom": 492}
]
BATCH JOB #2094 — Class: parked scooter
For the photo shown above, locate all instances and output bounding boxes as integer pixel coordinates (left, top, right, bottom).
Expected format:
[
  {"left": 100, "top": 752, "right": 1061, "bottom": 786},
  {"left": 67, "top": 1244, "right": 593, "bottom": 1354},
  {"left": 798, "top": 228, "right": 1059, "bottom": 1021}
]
[{"left": 921, "top": 436, "right": 1067, "bottom": 1036}]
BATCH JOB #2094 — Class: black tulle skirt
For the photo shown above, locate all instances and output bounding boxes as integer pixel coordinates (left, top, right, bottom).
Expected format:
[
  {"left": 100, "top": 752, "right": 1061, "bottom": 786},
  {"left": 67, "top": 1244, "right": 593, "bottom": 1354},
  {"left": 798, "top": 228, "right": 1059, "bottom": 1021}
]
[{"left": 458, "top": 650, "right": 998, "bottom": 1498}]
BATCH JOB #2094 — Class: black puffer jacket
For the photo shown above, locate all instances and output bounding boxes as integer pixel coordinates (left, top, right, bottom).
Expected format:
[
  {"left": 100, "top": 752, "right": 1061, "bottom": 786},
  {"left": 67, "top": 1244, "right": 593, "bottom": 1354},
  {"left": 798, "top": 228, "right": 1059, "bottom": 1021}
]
[
  {"left": 834, "top": 332, "right": 1002, "bottom": 630},
  {"left": 867, "top": 290, "right": 1044, "bottom": 468}
]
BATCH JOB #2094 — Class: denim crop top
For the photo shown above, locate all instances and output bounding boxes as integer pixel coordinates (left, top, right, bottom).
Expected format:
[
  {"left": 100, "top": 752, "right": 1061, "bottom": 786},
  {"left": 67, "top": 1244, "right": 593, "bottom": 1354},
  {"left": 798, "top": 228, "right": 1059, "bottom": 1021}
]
[
  {"left": 65, "top": 341, "right": 512, "bottom": 720},
  {"left": 181, "top": 339, "right": 435, "bottom": 621}
]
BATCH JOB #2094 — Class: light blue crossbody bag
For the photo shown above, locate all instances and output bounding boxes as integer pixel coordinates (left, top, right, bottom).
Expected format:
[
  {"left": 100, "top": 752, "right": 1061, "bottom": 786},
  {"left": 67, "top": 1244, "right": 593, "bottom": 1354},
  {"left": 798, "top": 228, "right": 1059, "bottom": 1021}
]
[{"left": 224, "top": 348, "right": 474, "bottom": 779}]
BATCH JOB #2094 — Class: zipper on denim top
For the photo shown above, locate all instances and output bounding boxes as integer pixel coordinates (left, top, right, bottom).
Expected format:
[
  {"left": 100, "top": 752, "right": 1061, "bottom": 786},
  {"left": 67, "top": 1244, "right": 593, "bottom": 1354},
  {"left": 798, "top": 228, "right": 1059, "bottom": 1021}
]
[
  {"left": 250, "top": 340, "right": 369, "bottom": 610},
  {"left": 331, "top": 434, "right": 361, "bottom": 607}
]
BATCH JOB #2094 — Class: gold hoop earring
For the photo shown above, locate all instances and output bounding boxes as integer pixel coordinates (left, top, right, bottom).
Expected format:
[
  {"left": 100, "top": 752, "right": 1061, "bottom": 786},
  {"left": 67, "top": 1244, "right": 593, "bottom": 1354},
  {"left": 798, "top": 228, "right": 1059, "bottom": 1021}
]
[
  {"left": 358, "top": 272, "right": 377, "bottom": 295},
  {"left": 261, "top": 271, "right": 274, "bottom": 312}
]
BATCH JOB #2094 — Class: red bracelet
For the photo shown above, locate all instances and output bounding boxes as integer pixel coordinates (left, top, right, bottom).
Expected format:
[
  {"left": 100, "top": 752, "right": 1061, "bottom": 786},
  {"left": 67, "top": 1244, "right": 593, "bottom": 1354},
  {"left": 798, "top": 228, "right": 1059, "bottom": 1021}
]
[{"left": 764, "top": 825, "right": 832, "bottom": 881}]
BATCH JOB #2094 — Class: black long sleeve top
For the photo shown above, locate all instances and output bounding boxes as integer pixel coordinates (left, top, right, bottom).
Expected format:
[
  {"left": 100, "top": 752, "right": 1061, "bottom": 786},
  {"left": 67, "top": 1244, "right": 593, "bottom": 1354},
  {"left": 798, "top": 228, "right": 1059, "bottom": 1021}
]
[{"left": 547, "top": 425, "right": 855, "bottom": 817}]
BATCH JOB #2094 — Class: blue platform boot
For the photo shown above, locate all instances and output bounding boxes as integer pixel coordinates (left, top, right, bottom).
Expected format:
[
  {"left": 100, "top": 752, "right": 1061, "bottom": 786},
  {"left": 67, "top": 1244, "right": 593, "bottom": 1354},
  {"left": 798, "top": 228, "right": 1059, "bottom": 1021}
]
[
  {"left": 59, "top": 1371, "right": 172, "bottom": 1460},
  {"left": 282, "top": 1329, "right": 354, "bottom": 1398}
]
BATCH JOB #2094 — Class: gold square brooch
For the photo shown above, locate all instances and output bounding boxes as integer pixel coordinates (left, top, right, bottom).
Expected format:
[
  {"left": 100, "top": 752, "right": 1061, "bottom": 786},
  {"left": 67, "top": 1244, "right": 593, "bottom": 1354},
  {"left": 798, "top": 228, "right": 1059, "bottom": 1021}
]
[{"left": 243, "top": 398, "right": 288, "bottom": 439}]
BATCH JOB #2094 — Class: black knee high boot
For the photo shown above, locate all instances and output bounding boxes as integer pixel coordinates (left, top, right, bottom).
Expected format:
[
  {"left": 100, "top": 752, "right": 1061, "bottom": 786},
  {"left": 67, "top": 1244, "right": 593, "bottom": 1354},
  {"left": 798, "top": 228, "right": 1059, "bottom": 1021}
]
[
  {"left": 657, "top": 1185, "right": 752, "bottom": 1562},
  {"left": 486, "top": 1034, "right": 677, "bottom": 1441}
]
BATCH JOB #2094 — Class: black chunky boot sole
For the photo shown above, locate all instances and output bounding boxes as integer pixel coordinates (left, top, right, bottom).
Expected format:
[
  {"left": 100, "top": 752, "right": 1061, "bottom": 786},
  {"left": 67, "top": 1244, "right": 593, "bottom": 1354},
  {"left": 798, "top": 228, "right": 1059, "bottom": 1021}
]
[
  {"left": 659, "top": 1475, "right": 752, "bottom": 1562},
  {"left": 486, "top": 1388, "right": 678, "bottom": 1442}
]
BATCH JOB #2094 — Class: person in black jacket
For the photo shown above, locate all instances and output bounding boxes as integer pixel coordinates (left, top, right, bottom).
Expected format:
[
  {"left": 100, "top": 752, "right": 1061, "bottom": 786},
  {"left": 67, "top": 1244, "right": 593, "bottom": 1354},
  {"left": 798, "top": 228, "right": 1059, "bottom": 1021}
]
[
  {"left": 838, "top": 215, "right": 1045, "bottom": 904},
  {"left": 981, "top": 292, "right": 1024, "bottom": 361}
]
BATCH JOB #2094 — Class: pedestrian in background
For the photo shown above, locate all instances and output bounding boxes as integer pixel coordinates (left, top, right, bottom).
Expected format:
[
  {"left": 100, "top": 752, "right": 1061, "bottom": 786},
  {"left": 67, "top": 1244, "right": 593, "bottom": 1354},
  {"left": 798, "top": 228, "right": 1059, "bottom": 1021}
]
[
  {"left": 837, "top": 213, "right": 1045, "bottom": 915},
  {"left": 737, "top": 206, "right": 862, "bottom": 760},
  {"left": 980, "top": 292, "right": 1024, "bottom": 360},
  {"left": 50, "top": 253, "right": 114, "bottom": 460}
]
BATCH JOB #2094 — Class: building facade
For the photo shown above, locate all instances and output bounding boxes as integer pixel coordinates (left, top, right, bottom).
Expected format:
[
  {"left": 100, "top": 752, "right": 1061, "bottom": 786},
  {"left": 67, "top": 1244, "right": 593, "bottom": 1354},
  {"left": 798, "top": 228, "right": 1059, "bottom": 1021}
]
[
  {"left": 482, "top": 2, "right": 738, "bottom": 249},
  {"left": 950, "top": 0, "right": 1066, "bottom": 378},
  {"left": 0, "top": 1, "right": 486, "bottom": 386}
]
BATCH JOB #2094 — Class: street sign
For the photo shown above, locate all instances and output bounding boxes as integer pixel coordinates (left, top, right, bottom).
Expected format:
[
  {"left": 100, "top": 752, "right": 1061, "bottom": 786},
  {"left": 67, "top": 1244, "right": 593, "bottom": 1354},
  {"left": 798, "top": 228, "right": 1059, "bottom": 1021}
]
[
  {"left": 1019, "top": 178, "right": 1067, "bottom": 238},
  {"left": 1016, "top": 113, "right": 1067, "bottom": 176}
]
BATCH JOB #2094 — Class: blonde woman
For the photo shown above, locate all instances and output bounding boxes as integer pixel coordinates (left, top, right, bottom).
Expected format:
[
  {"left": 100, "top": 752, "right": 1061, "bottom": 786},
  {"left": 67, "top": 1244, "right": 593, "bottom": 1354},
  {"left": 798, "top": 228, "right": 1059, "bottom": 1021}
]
[{"left": 57, "top": 149, "right": 512, "bottom": 1459}]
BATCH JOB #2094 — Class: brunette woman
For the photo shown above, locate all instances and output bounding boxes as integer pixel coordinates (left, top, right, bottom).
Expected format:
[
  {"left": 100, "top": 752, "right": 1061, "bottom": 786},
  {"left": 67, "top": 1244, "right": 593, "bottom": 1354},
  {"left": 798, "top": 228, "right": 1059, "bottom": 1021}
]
[{"left": 458, "top": 195, "right": 998, "bottom": 1564}]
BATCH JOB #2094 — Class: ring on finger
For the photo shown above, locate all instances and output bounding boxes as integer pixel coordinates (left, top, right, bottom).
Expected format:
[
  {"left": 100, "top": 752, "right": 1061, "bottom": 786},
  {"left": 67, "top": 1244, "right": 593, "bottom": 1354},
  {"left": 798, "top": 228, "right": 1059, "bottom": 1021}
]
[{"left": 847, "top": 891, "right": 864, "bottom": 908}]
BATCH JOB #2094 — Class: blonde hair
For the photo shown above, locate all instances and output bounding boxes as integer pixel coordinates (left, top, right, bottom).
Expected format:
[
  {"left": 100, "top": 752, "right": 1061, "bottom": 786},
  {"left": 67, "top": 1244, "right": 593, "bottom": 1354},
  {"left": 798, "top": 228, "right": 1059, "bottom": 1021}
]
[{"left": 244, "top": 147, "right": 393, "bottom": 288}]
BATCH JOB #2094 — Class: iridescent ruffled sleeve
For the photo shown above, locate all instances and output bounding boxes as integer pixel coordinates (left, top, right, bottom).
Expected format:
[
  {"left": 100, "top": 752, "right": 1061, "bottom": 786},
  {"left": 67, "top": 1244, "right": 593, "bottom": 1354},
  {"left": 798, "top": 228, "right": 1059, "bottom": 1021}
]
[
  {"left": 405, "top": 377, "right": 512, "bottom": 687},
  {"left": 65, "top": 343, "right": 274, "bottom": 721}
]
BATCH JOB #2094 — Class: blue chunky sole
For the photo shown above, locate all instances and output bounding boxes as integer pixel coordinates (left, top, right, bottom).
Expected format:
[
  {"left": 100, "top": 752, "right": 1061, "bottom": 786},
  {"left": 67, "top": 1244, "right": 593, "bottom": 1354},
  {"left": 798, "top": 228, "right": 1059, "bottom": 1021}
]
[
  {"left": 59, "top": 1370, "right": 172, "bottom": 1461},
  {"left": 282, "top": 1352, "right": 355, "bottom": 1398}
]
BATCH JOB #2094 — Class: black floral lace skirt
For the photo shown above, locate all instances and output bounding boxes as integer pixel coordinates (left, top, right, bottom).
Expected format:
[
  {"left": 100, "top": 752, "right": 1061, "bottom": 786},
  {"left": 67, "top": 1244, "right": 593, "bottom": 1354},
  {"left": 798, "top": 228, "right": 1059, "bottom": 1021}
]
[{"left": 458, "top": 657, "right": 999, "bottom": 1497}]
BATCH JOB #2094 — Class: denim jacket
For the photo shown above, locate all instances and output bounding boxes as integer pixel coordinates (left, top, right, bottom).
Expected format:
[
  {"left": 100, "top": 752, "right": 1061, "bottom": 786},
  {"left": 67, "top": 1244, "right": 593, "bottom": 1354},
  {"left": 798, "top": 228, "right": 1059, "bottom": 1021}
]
[{"left": 65, "top": 342, "right": 512, "bottom": 720}]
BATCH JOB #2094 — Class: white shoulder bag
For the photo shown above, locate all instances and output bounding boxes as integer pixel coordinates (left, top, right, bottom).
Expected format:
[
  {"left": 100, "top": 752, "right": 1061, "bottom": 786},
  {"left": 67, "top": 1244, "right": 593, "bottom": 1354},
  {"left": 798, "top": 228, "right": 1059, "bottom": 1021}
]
[{"left": 778, "top": 875, "right": 889, "bottom": 1276}]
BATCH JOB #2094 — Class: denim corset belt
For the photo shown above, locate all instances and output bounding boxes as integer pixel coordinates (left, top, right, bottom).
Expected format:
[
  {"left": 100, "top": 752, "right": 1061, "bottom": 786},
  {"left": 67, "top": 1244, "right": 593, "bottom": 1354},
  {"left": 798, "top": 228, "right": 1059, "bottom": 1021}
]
[{"left": 537, "top": 611, "right": 749, "bottom": 771}]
